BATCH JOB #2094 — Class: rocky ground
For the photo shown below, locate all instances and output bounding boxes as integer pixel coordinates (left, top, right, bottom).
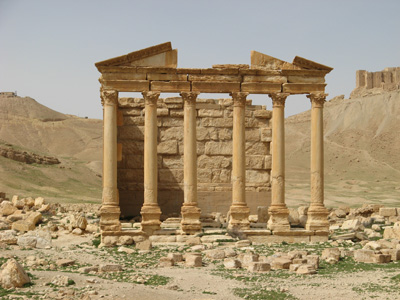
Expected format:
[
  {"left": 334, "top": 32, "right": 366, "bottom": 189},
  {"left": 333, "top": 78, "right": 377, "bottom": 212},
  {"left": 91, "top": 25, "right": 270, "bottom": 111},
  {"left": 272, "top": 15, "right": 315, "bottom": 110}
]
[{"left": 1, "top": 194, "right": 400, "bottom": 300}]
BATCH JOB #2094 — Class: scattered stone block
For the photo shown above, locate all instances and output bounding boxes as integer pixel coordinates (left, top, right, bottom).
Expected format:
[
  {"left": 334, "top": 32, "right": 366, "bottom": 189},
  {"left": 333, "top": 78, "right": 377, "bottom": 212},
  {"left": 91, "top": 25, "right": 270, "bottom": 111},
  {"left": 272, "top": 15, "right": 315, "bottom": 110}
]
[
  {"left": 56, "top": 259, "right": 76, "bottom": 267},
  {"left": 0, "top": 230, "right": 17, "bottom": 245},
  {"left": 50, "top": 275, "right": 73, "bottom": 286},
  {"left": 380, "top": 249, "right": 400, "bottom": 261},
  {"left": 305, "top": 255, "right": 320, "bottom": 269},
  {"left": 136, "top": 239, "right": 152, "bottom": 250},
  {"left": 292, "top": 258, "right": 307, "bottom": 264},
  {"left": 271, "top": 258, "right": 292, "bottom": 270},
  {"left": 159, "top": 257, "right": 174, "bottom": 267},
  {"left": 167, "top": 253, "right": 183, "bottom": 263},
  {"left": 379, "top": 207, "right": 397, "bottom": 217},
  {"left": 185, "top": 253, "right": 202, "bottom": 267},
  {"left": 0, "top": 201, "right": 17, "bottom": 216},
  {"left": 334, "top": 209, "right": 346, "bottom": 218},
  {"left": 374, "top": 254, "right": 392, "bottom": 264},
  {"left": 34, "top": 197, "right": 45, "bottom": 207},
  {"left": 321, "top": 248, "right": 341, "bottom": 262},
  {"left": 354, "top": 249, "right": 378, "bottom": 263},
  {"left": 99, "top": 264, "right": 123, "bottom": 272},
  {"left": 0, "top": 259, "right": 31, "bottom": 289},
  {"left": 17, "top": 235, "right": 37, "bottom": 248},
  {"left": 247, "top": 262, "right": 270, "bottom": 272},
  {"left": 240, "top": 253, "right": 259, "bottom": 268},
  {"left": 289, "top": 263, "right": 301, "bottom": 272},
  {"left": 383, "top": 222, "right": 400, "bottom": 239},
  {"left": 205, "top": 249, "right": 225, "bottom": 260},
  {"left": 341, "top": 219, "right": 363, "bottom": 231},
  {"left": 296, "top": 264, "right": 317, "bottom": 275},
  {"left": 72, "top": 215, "right": 87, "bottom": 230},
  {"left": 72, "top": 228, "right": 83, "bottom": 235},
  {"left": 224, "top": 258, "right": 241, "bottom": 269},
  {"left": 363, "top": 241, "right": 381, "bottom": 251}
]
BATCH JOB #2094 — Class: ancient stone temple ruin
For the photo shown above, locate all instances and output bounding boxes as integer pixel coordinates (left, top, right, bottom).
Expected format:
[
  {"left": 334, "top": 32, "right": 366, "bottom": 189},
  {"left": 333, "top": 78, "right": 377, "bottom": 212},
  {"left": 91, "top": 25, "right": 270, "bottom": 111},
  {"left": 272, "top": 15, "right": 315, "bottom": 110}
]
[{"left": 95, "top": 42, "right": 333, "bottom": 245}]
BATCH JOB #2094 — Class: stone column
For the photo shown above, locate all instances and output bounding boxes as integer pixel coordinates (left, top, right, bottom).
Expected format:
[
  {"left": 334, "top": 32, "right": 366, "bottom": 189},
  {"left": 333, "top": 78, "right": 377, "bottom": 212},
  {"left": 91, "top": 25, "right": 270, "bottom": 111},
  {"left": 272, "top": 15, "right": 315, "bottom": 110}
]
[
  {"left": 100, "top": 89, "right": 121, "bottom": 232},
  {"left": 181, "top": 92, "right": 202, "bottom": 234},
  {"left": 267, "top": 93, "right": 290, "bottom": 231},
  {"left": 228, "top": 92, "right": 250, "bottom": 230},
  {"left": 306, "top": 92, "right": 329, "bottom": 231},
  {"left": 141, "top": 91, "right": 161, "bottom": 235}
]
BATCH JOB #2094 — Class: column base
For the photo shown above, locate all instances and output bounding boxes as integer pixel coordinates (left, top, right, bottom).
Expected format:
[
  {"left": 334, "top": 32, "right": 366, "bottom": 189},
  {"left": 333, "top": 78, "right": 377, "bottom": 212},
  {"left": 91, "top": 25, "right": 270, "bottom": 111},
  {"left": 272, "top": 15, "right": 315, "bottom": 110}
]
[
  {"left": 181, "top": 204, "right": 202, "bottom": 234},
  {"left": 228, "top": 205, "right": 250, "bottom": 230},
  {"left": 140, "top": 204, "right": 161, "bottom": 235},
  {"left": 100, "top": 205, "right": 121, "bottom": 232},
  {"left": 267, "top": 205, "right": 290, "bottom": 231},
  {"left": 305, "top": 205, "right": 329, "bottom": 231}
]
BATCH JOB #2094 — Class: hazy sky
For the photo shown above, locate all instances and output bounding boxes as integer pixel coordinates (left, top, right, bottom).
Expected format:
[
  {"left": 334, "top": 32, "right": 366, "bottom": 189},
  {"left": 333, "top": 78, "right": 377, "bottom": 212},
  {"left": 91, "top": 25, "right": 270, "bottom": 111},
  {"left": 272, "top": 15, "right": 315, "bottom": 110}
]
[{"left": 1, "top": 0, "right": 399, "bottom": 119}]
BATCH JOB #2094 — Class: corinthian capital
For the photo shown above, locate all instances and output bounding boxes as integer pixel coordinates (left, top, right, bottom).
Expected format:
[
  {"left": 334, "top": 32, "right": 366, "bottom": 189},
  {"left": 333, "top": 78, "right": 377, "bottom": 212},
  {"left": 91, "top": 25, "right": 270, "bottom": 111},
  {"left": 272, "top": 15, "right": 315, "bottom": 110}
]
[
  {"left": 230, "top": 92, "right": 248, "bottom": 107},
  {"left": 100, "top": 89, "right": 118, "bottom": 106},
  {"left": 269, "top": 93, "right": 289, "bottom": 108},
  {"left": 307, "top": 92, "right": 328, "bottom": 108},
  {"left": 180, "top": 92, "right": 199, "bottom": 106},
  {"left": 142, "top": 91, "right": 160, "bottom": 106}
]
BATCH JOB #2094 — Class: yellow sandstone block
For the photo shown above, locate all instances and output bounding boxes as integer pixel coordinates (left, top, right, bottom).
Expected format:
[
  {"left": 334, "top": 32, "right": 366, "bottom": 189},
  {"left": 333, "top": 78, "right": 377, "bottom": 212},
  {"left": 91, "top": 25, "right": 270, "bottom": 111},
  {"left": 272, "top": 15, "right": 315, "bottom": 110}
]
[
  {"left": 282, "top": 83, "right": 326, "bottom": 94},
  {"left": 241, "top": 83, "right": 281, "bottom": 94},
  {"left": 151, "top": 81, "right": 190, "bottom": 92},
  {"left": 192, "top": 81, "right": 240, "bottom": 93}
]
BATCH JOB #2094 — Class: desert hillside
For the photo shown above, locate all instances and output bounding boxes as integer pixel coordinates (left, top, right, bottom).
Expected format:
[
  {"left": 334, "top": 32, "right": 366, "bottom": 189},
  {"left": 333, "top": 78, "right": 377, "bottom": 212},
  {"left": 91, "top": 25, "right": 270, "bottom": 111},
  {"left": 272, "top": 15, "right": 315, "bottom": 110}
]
[
  {"left": 0, "top": 94, "right": 103, "bottom": 203},
  {"left": 285, "top": 90, "right": 400, "bottom": 208}
]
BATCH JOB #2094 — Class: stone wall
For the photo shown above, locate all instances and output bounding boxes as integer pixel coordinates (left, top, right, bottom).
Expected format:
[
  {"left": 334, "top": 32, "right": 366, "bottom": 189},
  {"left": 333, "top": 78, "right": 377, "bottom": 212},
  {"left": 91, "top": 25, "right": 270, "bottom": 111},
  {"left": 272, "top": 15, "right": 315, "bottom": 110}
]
[
  {"left": 117, "top": 97, "right": 272, "bottom": 217},
  {"left": 356, "top": 67, "right": 400, "bottom": 91}
]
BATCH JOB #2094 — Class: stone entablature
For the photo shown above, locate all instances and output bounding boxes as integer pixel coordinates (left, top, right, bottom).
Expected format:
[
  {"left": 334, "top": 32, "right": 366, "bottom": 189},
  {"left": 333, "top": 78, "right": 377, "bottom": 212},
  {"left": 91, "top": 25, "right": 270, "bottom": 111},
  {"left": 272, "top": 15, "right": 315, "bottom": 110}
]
[
  {"left": 97, "top": 65, "right": 329, "bottom": 95},
  {"left": 95, "top": 42, "right": 333, "bottom": 244},
  {"left": 117, "top": 96, "right": 272, "bottom": 217}
]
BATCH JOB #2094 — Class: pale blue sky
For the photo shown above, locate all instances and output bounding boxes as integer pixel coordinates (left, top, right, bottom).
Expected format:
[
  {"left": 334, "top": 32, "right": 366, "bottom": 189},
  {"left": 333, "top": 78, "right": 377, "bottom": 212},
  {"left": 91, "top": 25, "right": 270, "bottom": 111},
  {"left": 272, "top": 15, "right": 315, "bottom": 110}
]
[{"left": 1, "top": 0, "right": 399, "bottom": 119}]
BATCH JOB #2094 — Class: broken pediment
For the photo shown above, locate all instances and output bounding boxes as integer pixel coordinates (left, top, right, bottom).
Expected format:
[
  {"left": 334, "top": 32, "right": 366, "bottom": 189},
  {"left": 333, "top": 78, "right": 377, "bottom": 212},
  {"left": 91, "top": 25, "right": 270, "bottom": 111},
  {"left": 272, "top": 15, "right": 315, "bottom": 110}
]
[
  {"left": 251, "top": 51, "right": 301, "bottom": 70},
  {"left": 95, "top": 42, "right": 177, "bottom": 68},
  {"left": 292, "top": 56, "right": 333, "bottom": 72}
]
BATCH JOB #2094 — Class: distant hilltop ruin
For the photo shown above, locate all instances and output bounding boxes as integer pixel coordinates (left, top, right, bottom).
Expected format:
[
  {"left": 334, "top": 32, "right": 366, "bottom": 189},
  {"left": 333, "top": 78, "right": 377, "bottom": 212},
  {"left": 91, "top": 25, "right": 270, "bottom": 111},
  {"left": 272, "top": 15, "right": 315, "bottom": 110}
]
[
  {"left": 351, "top": 67, "right": 400, "bottom": 98},
  {"left": 0, "top": 92, "right": 17, "bottom": 97}
]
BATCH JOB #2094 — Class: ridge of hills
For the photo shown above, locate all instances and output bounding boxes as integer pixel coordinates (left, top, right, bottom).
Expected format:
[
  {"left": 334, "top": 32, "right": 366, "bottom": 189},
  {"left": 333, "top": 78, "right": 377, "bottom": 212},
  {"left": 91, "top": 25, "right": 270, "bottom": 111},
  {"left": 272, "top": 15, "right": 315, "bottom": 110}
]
[
  {"left": 0, "top": 94, "right": 103, "bottom": 203},
  {"left": 0, "top": 89, "right": 399, "bottom": 207},
  {"left": 285, "top": 90, "right": 400, "bottom": 208}
]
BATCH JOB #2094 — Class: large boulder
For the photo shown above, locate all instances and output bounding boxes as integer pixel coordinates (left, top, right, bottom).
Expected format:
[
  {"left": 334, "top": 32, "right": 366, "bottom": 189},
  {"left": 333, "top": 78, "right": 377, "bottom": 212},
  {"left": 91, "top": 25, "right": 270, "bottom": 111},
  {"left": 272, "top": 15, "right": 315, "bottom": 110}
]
[
  {"left": 0, "top": 259, "right": 31, "bottom": 289},
  {"left": 11, "top": 212, "right": 42, "bottom": 232},
  {"left": 0, "top": 201, "right": 17, "bottom": 216}
]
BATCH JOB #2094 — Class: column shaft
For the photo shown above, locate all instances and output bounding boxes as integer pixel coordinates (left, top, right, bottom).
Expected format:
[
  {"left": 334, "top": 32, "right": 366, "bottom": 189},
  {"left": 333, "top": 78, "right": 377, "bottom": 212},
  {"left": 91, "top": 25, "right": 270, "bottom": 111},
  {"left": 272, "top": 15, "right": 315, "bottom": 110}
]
[
  {"left": 267, "top": 93, "right": 290, "bottom": 231},
  {"left": 181, "top": 92, "right": 201, "bottom": 234},
  {"left": 306, "top": 93, "right": 329, "bottom": 231},
  {"left": 100, "top": 89, "right": 121, "bottom": 233},
  {"left": 228, "top": 92, "right": 250, "bottom": 230},
  {"left": 141, "top": 91, "right": 161, "bottom": 235}
]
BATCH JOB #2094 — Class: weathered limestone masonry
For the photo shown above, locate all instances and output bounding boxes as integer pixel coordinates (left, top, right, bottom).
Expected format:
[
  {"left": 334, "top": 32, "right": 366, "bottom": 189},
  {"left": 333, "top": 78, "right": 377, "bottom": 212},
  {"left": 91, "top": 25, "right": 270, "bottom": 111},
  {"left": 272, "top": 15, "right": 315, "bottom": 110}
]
[
  {"left": 355, "top": 67, "right": 400, "bottom": 92},
  {"left": 95, "top": 42, "right": 333, "bottom": 245},
  {"left": 116, "top": 96, "right": 271, "bottom": 222}
]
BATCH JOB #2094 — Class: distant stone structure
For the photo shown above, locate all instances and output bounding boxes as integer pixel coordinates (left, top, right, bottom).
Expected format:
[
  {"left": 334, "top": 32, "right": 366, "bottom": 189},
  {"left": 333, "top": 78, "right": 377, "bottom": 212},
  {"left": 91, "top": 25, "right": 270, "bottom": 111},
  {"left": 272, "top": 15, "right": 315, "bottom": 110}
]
[
  {"left": 0, "top": 92, "right": 17, "bottom": 97},
  {"left": 352, "top": 67, "right": 400, "bottom": 97},
  {"left": 95, "top": 42, "right": 333, "bottom": 245}
]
